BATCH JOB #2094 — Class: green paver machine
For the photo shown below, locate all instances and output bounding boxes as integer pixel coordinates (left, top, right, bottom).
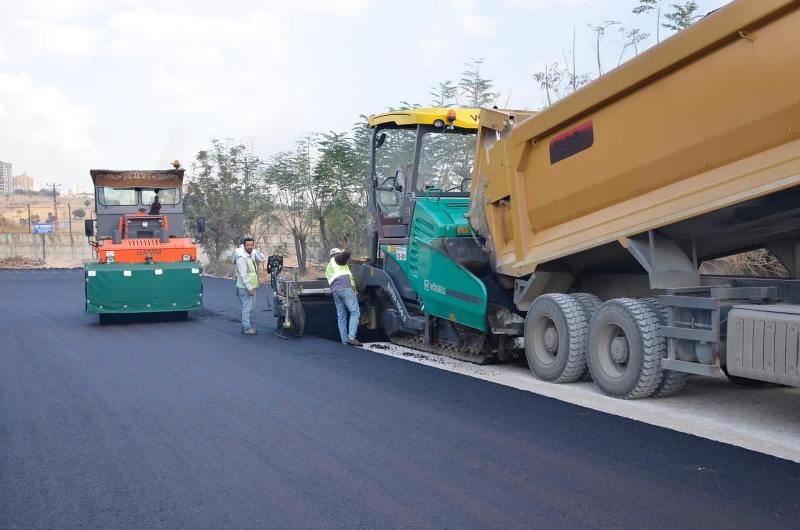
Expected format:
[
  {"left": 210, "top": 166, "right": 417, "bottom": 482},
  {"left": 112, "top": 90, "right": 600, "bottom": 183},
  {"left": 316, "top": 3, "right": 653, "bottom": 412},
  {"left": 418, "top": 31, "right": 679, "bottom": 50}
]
[{"left": 275, "top": 107, "right": 519, "bottom": 361}]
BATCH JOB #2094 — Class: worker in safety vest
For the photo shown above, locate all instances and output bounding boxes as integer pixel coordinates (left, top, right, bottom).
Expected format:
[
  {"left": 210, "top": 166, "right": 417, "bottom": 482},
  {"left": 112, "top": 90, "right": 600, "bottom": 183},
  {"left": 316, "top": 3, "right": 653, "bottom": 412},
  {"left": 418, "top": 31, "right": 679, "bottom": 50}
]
[
  {"left": 326, "top": 248, "right": 361, "bottom": 346},
  {"left": 234, "top": 237, "right": 264, "bottom": 335}
]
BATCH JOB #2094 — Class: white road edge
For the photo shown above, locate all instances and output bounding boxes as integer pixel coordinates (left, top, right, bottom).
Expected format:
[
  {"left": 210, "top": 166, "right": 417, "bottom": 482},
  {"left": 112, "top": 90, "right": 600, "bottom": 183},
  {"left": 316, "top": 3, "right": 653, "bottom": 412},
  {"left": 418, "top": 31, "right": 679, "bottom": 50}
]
[{"left": 363, "top": 342, "right": 800, "bottom": 463}]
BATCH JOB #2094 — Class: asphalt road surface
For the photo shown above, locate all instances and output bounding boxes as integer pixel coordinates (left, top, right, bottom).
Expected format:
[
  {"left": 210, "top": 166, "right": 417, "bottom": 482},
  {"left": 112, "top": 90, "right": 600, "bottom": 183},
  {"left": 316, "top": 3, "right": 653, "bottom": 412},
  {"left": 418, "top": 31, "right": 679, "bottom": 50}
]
[{"left": 1, "top": 269, "right": 799, "bottom": 528}]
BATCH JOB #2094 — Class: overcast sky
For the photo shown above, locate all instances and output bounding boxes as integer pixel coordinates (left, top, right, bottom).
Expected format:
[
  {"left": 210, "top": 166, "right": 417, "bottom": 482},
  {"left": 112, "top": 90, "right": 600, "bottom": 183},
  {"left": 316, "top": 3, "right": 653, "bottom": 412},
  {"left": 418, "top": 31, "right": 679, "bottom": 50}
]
[{"left": 0, "top": 0, "right": 731, "bottom": 191}]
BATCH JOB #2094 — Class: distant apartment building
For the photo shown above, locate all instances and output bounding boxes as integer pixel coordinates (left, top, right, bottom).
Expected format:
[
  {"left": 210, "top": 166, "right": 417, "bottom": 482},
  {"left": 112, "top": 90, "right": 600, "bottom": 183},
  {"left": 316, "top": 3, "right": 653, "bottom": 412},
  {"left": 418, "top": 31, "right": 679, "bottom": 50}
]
[
  {"left": 12, "top": 173, "right": 35, "bottom": 192},
  {"left": 0, "top": 161, "right": 12, "bottom": 194}
]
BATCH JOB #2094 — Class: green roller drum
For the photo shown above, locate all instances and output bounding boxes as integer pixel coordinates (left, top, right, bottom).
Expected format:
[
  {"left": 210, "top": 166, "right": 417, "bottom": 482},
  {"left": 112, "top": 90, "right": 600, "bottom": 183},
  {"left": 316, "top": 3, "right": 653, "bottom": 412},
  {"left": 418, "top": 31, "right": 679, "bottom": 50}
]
[{"left": 85, "top": 261, "right": 203, "bottom": 314}]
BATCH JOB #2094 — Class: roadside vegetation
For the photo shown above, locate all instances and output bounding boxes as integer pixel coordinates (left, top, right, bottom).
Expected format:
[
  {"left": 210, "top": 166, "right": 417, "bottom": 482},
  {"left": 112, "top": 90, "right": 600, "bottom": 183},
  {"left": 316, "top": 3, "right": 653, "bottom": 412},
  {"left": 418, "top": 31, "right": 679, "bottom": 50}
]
[{"left": 185, "top": 1, "right": 776, "bottom": 278}]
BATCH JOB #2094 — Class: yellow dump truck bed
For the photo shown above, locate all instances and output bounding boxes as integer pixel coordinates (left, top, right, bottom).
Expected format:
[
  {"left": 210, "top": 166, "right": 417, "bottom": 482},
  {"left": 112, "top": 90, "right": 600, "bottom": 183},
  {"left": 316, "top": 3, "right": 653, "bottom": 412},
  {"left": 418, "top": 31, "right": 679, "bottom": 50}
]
[{"left": 473, "top": 0, "right": 800, "bottom": 277}]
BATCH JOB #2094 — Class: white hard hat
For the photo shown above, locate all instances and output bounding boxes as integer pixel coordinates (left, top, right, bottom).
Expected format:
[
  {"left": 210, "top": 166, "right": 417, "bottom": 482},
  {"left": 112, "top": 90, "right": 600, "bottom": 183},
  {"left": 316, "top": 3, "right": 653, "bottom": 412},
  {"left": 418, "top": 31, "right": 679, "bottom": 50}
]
[{"left": 329, "top": 247, "right": 342, "bottom": 256}]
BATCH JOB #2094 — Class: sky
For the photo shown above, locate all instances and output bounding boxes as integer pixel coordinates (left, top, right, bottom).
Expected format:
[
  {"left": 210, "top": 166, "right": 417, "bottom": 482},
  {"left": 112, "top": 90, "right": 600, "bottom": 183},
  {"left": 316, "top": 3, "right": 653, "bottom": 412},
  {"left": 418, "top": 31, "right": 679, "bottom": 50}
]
[{"left": 0, "top": 0, "right": 732, "bottom": 191}]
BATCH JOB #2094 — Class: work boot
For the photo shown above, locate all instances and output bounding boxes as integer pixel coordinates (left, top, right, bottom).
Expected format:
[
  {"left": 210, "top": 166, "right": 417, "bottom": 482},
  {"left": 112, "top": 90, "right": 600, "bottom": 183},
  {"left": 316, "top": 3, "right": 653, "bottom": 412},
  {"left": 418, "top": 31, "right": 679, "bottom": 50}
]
[
  {"left": 243, "top": 328, "right": 257, "bottom": 335},
  {"left": 346, "top": 338, "right": 362, "bottom": 347}
]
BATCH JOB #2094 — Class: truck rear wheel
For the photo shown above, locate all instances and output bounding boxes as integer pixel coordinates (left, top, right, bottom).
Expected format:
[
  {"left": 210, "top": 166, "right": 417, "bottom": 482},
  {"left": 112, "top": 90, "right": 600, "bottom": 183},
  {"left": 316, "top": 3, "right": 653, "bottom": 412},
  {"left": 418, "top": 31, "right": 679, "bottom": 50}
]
[
  {"left": 587, "top": 298, "right": 665, "bottom": 399},
  {"left": 524, "top": 294, "right": 588, "bottom": 383},
  {"left": 571, "top": 293, "right": 602, "bottom": 319},
  {"left": 571, "top": 293, "right": 603, "bottom": 381},
  {"left": 643, "top": 297, "right": 689, "bottom": 397}
]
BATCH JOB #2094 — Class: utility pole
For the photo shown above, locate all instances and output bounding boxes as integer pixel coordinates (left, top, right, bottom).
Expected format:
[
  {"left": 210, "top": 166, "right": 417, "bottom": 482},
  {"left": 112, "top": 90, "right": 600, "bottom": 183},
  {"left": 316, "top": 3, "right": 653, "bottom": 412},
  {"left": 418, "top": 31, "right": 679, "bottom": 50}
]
[
  {"left": 68, "top": 203, "right": 72, "bottom": 233},
  {"left": 46, "top": 183, "right": 60, "bottom": 232},
  {"left": 27, "top": 204, "right": 31, "bottom": 232}
]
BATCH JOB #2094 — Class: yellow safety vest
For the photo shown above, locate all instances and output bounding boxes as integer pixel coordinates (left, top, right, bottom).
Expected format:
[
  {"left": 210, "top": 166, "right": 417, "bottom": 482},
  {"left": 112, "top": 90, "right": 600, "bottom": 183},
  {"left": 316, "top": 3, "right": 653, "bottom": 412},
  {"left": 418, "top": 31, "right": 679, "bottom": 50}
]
[
  {"left": 236, "top": 254, "right": 259, "bottom": 289},
  {"left": 326, "top": 258, "right": 355, "bottom": 287}
]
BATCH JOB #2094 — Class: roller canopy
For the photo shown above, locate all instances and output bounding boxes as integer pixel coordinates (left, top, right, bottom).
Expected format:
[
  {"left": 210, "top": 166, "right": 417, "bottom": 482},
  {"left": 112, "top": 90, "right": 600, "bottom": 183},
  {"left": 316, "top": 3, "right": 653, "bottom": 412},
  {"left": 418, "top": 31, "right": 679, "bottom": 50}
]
[{"left": 90, "top": 169, "right": 184, "bottom": 188}]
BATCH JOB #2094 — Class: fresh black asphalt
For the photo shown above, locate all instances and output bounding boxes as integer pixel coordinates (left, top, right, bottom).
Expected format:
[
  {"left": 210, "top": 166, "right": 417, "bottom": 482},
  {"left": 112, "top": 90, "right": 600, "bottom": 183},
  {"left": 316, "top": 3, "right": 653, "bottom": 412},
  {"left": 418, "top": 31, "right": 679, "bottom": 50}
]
[{"left": 1, "top": 269, "right": 798, "bottom": 528}]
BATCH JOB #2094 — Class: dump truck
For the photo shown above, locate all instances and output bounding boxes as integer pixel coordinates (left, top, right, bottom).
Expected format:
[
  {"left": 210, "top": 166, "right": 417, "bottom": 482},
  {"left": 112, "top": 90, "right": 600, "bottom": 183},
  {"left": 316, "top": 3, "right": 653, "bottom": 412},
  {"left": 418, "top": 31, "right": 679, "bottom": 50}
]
[
  {"left": 278, "top": 0, "right": 800, "bottom": 398},
  {"left": 83, "top": 165, "right": 205, "bottom": 322}
]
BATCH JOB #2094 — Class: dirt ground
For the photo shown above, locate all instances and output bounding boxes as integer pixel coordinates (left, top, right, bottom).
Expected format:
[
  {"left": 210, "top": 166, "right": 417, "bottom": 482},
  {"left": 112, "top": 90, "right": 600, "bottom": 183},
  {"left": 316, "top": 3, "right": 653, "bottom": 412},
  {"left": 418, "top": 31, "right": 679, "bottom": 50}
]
[
  {"left": 0, "top": 257, "right": 45, "bottom": 268},
  {"left": 0, "top": 193, "right": 94, "bottom": 234}
]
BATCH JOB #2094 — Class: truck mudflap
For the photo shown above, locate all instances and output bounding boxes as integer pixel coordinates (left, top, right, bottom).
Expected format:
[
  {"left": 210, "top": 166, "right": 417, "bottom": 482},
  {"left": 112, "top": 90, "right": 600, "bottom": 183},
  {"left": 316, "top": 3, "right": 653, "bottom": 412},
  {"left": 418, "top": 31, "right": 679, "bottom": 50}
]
[{"left": 85, "top": 261, "right": 203, "bottom": 314}]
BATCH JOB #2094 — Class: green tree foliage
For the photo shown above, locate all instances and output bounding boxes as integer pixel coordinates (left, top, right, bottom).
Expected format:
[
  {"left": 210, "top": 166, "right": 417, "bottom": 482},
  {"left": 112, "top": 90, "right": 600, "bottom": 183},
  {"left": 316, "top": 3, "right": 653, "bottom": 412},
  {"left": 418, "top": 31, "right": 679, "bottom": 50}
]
[
  {"left": 72, "top": 208, "right": 86, "bottom": 219},
  {"left": 262, "top": 143, "right": 316, "bottom": 274},
  {"left": 459, "top": 58, "right": 499, "bottom": 108},
  {"left": 346, "top": 116, "right": 375, "bottom": 252},
  {"left": 350, "top": 116, "right": 372, "bottom": 178},
  {"left": 185, "top": 139, "right": 266, "bottom": 261},
  {"left": 618, "top": 26, "right": 650, "bottom": 63},
  {"left": 533, "top": 30, "right": 590, "bottom": 107},
  {"left": 266, "top": 130, "right": 372, "bottom": 265},
  {"left": 633, "top": 0, "right": 663, "bottom": 43},
  {"left": 430, "top": 80, "right": 458, "bottom": 107},
  {"left": 187, "top": 61, "right": 506, "bottom": 267},
  {"left": 533, "top": 62, "right": 565, "bottom": 106},
  {"left": 314, "top": 131, "right": 367, "bottom": 252},
  {"left": 662, "top": 1, "right": 701, "bottom": 32},
  {"left": 532, "top": 0, "right": 705, "bottom": 108}
]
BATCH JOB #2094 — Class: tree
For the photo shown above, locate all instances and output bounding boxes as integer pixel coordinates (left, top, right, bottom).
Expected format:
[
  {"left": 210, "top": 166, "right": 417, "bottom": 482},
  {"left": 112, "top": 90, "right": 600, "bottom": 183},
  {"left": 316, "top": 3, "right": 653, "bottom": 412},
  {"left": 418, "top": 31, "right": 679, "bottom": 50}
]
[
  {"left": 72, "top": 208, "right": 86, "bottom": 219},
  {"left": 459, "top": 58, "right": 500, "bottom": 108},
  {"left": 263, "top": 146, "right": 315, "bottom": 275},
  {"left": 430, "top": 80, "right": 458, "bottom": 107},
  {"left": 185, "top": 139, "right": 267, "bottom": 262},
  {"left": 561, "top": 27, "right": 592, "bottom": 95},
  {"left": 616, "top": 26, "right": 650, "bottom": 66},
  {"left": 83, "top": 199, "right": 91, "bottom": 208},
  {"left": 533, "top": 63, "right": 565, "bottom": 106},
  {"left": 314, "top": 131, "right": 365, "bottom": 253},
  {"left": 270, "top": 241, "right": 289, "bottom": 256},
  {"left": 350, "top": 116, "right": 372, "bottom": 179},
  {"left": 347, "top": 116, "right": 374, "bottom": 252},
  {"left": 662, "top": 1, "right": 701, "bottom": 33},
  {"left": 633, "top": 0, "right": 663, "bottom": 43},
  {"left": 588, "top": 20, "right": 620, "bottom": 77}
]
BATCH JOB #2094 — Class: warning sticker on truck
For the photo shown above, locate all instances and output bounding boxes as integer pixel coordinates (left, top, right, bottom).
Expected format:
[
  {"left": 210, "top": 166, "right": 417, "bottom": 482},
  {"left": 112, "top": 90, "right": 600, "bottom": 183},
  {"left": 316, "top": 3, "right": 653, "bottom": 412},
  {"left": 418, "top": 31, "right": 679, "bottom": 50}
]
[{"left": 395, "top": 246, "right": 407, "bottom": 261}]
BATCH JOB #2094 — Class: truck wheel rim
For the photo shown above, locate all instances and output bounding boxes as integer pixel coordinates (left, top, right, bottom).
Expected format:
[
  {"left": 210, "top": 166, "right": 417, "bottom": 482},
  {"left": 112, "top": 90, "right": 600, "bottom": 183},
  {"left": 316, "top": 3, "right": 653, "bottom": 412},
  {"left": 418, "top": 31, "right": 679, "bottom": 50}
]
[
  {"left": 597, "top": 322, "right": 629, "bottom": 378},
  {"left": 532, "top": 316, "right": 559, "bottom": 365}
]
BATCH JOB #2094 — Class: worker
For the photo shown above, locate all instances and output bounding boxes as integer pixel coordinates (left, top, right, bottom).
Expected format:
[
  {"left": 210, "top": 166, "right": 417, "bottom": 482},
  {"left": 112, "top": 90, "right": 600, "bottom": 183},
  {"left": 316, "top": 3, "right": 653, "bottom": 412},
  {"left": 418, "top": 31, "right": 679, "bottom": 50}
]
[
  {"left": 234, "top": 237, "right": 264, "bottom": 335},
  {"left": 149, "top": 194, "right": 161, "bottom": 215},
  {"left": 326, "top": 248, "right": 362, "bottom": 346}
]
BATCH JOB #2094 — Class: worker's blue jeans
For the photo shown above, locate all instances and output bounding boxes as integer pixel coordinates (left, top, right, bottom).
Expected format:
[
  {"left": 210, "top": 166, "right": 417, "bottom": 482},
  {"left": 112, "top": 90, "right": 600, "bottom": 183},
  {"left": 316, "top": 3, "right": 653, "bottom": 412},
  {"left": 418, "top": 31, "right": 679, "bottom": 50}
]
[
  {"left": 237, "top": 287, "right": 255, "bottom": 330},
  {"left": 333, "top": 287, "right": 360, "bottom": 343}
]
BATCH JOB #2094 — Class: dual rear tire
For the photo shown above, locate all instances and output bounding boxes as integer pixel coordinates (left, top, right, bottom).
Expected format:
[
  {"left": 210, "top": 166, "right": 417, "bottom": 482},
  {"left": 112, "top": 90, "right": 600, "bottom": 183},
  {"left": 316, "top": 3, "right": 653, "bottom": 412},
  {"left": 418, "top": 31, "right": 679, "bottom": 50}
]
[
  {"left": 525, "top": 295, "right": 674, "bottom": 399},
  {"left": 586, "top": 298, "right": 665, "bottom": 399}
]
